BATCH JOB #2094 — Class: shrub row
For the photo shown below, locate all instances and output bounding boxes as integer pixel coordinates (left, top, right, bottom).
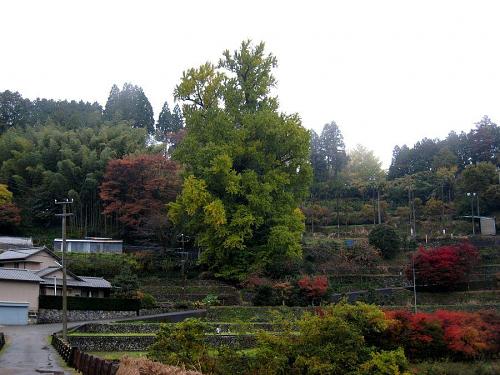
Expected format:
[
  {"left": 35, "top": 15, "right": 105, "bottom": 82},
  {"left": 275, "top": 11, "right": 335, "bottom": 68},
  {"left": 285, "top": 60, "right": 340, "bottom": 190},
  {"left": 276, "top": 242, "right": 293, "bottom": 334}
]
[
  {"left": 39, "top": 295, "right": 141, "bottom": 311},
  {"left": 384, "top": 309, "right": 500, "bottom": 359}
]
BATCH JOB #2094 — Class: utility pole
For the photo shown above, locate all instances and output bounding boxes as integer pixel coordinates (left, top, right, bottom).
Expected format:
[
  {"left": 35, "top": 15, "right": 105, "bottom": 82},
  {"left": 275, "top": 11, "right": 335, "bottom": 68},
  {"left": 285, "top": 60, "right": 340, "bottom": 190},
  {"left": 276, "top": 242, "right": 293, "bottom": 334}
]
[
  {"left": 467, "top": 193, "right": 475, "bottom": 235},
  {"left": 412, "top": 254, "right": 417, "bottom": 313},
  {"left": 377, "top": 187, "right": 381, "bottom": 224},
  {"left": 177, "top": 233, "right": 190, "bottom": 302},
  {"left": 55, "top": 199, "right": 73, "bottom": 341}
]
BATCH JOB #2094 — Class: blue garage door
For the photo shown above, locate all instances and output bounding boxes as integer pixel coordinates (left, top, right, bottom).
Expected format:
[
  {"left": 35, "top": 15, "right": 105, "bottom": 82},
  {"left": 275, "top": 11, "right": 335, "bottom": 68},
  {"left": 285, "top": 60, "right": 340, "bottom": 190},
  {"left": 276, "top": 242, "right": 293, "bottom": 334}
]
[{"left": 0, "top": 302, "right": 29, "bottom": 325}]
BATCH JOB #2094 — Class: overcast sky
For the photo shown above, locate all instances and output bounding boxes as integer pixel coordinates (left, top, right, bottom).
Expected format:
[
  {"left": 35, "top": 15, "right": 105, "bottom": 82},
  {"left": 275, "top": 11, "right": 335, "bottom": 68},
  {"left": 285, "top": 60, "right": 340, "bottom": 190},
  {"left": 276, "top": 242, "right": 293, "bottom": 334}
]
[{"left": 2, "top": 0, "right": 499, "bottom": 167}]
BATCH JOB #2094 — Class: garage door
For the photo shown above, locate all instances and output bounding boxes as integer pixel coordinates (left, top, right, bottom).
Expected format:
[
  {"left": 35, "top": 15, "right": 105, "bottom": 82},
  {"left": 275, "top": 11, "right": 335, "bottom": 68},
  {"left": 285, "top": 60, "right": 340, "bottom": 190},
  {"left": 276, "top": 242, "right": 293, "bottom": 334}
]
[{"left": 0, "top": 301, "right": 29, "bottom": 325}]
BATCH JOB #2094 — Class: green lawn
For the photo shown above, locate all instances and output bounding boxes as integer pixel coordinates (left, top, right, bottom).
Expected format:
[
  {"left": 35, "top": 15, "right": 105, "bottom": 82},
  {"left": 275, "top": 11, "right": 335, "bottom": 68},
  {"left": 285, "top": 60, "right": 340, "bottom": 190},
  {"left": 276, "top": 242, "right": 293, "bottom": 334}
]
[{"left": 88, "top": 351, "right": 147, "bottom": 361}]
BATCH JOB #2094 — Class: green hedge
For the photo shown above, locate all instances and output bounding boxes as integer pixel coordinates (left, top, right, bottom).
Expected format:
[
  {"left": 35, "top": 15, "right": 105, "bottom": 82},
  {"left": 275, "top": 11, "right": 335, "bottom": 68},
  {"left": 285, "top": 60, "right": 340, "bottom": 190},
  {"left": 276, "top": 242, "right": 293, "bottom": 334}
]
[{"left": 39, "top": 295, "right": 141, "bottom": 311}]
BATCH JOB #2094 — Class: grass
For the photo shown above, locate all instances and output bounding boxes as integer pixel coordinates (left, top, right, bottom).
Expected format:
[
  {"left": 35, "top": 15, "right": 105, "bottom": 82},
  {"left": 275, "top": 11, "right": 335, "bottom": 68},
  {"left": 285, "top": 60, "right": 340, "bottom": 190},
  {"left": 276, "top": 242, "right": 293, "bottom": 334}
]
[
  {"left": 206, "top": 306, "right": 309, "bottom": 323},
  {"left": 88, "top": 351, "right": 148, "bottom": 361},
  {"left": 68, "top": 332, "right": 155, "bottom": 337}
]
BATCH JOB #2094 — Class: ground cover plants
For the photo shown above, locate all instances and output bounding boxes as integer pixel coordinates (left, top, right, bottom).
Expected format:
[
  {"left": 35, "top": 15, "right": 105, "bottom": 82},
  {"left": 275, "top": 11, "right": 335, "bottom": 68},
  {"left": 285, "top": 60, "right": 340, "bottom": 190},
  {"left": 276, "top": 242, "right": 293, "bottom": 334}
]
[{"left": 143, "top": 302, "right": 499, "bottom": 374}]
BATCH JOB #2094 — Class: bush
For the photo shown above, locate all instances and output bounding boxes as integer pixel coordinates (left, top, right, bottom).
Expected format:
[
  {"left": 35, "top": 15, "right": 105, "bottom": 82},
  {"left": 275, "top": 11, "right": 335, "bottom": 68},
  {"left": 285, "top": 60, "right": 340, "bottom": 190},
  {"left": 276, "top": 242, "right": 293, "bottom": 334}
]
[
  {"left": 384, "top": 309, "right": 500, "bottom": 360},
  {"left": 140, "top": 292, "right": 157, "bottom": 309},
  {"left": 252, "top": 285, "right": 278, "bottom": 306},
  {"left": 358, "top": 348, "right": 411, "bottom": 375},
  {"left": 65, "top": 252, "right": 140, "bottom": 279},
  {"left": 406, "top": 241, "right": 480, "bottom": 290},
  {"left": 252, "top": 302, "right": 405, "bottom": 375},
  {"left": 39, "top": 295, "right": 141, "bottom": 311},
  {"left": 112, "top": 269, "right": 140, "bottom": 298},
  {"left": 148, "top": 319, "right": 212, "bottom": 369},
  {"left": 297, "top": 275, "right": 329, "bottom": 305},
  {"left": 369, "top": 225, "right": 401, "bottom": 259}
]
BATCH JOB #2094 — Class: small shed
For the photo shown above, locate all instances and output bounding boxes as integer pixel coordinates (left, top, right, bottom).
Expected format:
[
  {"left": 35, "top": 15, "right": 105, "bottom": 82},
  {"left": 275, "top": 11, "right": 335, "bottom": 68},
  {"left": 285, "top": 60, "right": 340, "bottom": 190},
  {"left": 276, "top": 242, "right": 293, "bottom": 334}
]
[
  {"left": 480, "top": 217, "right": 497, "bottom": 235},
  {"left": 461, "top": 216, "right": 497, "bottom": 235},
  {"left": 53, "top": 237, "right": 123, "bottom": 253}
]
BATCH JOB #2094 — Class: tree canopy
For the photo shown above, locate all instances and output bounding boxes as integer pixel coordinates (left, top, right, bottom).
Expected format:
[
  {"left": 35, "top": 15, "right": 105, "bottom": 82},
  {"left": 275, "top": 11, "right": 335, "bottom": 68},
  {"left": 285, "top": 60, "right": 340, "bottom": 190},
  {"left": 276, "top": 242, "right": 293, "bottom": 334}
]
[
  {"left": 168, "top": 40, "right": 312, "bottom": 280},
  {"left": 104, "top": 83, "right": 155, "bottom": 135}
]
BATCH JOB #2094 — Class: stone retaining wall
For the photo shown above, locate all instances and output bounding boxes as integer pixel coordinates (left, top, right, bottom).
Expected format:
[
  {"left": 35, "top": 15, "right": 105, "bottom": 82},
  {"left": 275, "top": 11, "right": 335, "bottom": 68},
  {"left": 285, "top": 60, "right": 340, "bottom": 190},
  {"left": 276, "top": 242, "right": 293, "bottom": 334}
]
[
  {"left": 68, "top": 333, "right": 256, "bottom": 351},
  {"left": 38, "top": 309, "right": 137, "bottom": 324},
  {"left": 37, "top": 307, "right": 172, "bottom": 324},
  {"left": 74, "top": 322, "right": 274, "bottom": 334}
]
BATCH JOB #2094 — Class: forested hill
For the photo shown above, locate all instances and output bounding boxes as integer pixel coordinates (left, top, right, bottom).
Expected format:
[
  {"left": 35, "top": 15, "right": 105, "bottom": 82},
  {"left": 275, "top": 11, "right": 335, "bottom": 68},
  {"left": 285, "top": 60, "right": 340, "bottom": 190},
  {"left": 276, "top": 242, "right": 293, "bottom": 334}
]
[
  {"left": 0, "top": 84, "right": 184, "bottom": 243},
  {"left": 0, "top": 80, "right": 499, "bottom": 249},
  {"left": 388, "top": 115, "right": 500, "bottom": 179}
]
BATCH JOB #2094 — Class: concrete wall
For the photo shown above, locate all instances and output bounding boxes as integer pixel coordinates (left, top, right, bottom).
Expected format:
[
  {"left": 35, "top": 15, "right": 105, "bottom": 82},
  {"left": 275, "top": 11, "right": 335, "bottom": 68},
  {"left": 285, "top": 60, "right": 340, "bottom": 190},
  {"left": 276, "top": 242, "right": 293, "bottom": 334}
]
[{"left": 0, "top": 280, "right": 39, "bottom": 311}]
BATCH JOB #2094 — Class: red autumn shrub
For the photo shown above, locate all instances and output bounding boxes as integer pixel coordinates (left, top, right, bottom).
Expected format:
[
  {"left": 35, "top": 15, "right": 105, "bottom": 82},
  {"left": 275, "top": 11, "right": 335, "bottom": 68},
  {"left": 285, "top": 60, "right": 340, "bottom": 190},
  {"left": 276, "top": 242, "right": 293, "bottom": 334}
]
[
  {"left": 406, "top": 241, "right": 479, "bottom": 290},
  {"left": 384, "top": 310, "right": 446, "bottom": 359},
  {"left": 297, "top": 275, "right": 329, "bottom": 300},
  {"left": 384, "top": 309, "right": 500, "bottom": 360},
  {"left": 434, "top": 310, "right": 499, "bottom": 358}
]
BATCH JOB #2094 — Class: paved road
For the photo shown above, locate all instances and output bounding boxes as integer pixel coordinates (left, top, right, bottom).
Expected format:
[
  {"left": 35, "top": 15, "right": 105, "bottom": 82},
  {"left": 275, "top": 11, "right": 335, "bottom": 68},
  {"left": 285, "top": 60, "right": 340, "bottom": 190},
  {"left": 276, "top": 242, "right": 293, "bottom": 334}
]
[
  {"left": 0, "top": 310, "right": 205, "bottom": 375},
  {"left": 0, "top": 322, "right": 74, "bottom": 375}
]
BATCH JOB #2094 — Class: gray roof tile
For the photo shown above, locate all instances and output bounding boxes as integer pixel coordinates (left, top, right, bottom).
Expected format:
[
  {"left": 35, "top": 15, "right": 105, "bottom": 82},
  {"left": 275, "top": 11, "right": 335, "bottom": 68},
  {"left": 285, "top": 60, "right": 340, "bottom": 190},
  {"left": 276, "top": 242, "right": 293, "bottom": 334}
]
[
  {"left": 40, "top": 276, "right": 111, "bottom": 289},
  {"left": 0, "top": 268, "right": 44, "bottom": 282},
  {"left": 0, "top": 247, "right": 46, "bottom": 261}
]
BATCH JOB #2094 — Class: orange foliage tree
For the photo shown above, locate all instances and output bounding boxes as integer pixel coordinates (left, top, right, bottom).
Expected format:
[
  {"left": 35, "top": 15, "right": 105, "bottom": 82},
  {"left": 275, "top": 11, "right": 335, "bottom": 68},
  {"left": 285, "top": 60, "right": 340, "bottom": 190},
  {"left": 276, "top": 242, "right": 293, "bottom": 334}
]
[
  {"left": 384, "top": 309, "right": 499, "bottom": 360},
  {"left": 99, "top": 154, "right": 180, "bottom": 243},
  {"left": 297, "top": 275, "right": 329, "bottom": 304}
]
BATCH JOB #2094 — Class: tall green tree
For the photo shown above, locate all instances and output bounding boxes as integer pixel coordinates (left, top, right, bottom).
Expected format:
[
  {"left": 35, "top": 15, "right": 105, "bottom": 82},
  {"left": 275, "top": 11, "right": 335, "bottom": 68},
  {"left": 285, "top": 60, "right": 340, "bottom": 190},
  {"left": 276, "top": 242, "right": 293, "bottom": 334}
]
[
  {"left": 104, "top": 83, "right": 155, "bottom": 135},
  {"left": 346, "top": 144, "right": 385, "bottom": 191},
  {"left": 0, "top": 90, "right": 31, "bottom": 133},
  {"left": 320, "top": 121, "right": 347, "bottom": 179},
  {"left": 156, "top": 101, "right": 184, "bottom": 149},
  {"left": 168, "top": 41, "right": 312, "bottom": 280}
]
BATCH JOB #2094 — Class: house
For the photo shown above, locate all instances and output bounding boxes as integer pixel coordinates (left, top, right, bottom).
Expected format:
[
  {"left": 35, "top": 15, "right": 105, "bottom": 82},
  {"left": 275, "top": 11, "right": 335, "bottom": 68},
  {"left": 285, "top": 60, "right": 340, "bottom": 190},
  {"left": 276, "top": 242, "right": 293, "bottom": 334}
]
[
  {"left": 0, "top": 247, "right": 111, "bottom": 323},
  {"left": 53, "top": 237, "right": 123, "bottom": 253}
]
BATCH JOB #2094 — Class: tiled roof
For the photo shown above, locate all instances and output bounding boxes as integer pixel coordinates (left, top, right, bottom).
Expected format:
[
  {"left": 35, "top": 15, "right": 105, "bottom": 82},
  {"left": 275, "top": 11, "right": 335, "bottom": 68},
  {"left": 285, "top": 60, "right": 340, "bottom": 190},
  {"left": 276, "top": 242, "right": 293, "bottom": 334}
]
[
  {"left": 0, "top": 268, "right": 44, "bottom": 282},
  {"left": 40, "top": 276, "right": 111, "bottom": 289},
  {"left": 35, "top": 266, "right": 61, "bottom": 278},
  {"left": 0, "top": 247, "right": 46, "bottom": 261}
]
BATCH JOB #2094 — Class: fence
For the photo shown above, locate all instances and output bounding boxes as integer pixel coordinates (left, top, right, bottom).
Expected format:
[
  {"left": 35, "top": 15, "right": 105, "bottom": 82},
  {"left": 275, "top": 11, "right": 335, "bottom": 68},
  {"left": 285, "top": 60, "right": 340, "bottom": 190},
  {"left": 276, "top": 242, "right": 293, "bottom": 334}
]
[{"left": 52, "top": 333, "right": 119, "bottom": 375}]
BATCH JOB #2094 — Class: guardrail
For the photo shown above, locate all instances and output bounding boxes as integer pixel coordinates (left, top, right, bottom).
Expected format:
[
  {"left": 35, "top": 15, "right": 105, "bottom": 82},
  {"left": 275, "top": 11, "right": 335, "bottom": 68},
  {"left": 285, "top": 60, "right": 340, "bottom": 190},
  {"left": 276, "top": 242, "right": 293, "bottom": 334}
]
[{"left": 51, "top": 333, "right": 118, "bottom": 375}]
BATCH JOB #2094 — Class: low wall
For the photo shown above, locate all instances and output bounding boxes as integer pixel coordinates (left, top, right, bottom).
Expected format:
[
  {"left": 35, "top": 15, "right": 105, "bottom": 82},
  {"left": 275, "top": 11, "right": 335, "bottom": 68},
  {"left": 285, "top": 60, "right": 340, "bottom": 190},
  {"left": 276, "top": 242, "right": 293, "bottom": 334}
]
[
  {"left": 69, "top": 335, "right": 156, "bottom": 352},
  {"left": 69, "top": 333, "right": 256, "bottom": 351},
  {"left": 74, "top": 322, "right": 274, "bottom": 334},
  {"left": 38, "top": 309, "right": 137, "bottom": 323}
]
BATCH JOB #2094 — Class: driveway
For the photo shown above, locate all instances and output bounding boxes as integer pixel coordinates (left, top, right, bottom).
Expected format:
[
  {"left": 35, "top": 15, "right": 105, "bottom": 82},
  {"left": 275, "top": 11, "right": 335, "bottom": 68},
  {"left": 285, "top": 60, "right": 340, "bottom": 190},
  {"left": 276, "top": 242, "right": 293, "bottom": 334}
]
[
  {"left": 0, "top": 310, "right": 205, "bottom": 374},
  {"left": 0, "top": 322, "right": 76, "bottom": 375}
]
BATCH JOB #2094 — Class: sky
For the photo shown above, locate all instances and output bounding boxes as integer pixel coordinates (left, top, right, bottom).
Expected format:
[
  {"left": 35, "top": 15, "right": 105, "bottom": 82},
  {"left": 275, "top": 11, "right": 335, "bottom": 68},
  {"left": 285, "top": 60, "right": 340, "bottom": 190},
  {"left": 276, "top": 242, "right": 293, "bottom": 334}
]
[{"left": 1, "top": 0, "right": 500, "bottom": 168}]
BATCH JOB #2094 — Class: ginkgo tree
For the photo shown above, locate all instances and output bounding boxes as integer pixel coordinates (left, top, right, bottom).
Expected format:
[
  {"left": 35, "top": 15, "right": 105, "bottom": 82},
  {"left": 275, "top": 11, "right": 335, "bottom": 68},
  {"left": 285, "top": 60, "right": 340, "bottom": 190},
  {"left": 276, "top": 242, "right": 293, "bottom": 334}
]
[{"left": 168, "top": 41, "right": 312, "bottom": 280}]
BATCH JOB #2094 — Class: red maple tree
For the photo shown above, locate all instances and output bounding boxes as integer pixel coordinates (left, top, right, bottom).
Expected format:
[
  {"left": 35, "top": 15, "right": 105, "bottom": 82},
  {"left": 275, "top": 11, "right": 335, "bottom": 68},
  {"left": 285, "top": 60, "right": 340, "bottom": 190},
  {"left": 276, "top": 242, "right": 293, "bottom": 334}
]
[
  {"left": 297, "top": 275, "right": 329, "bottom": 300},
  {"left": 99, "top": 154, "right": 180, "bottom": 242},
  {"left": 406, "top": 241, "right": 479, "bottom": 290}
]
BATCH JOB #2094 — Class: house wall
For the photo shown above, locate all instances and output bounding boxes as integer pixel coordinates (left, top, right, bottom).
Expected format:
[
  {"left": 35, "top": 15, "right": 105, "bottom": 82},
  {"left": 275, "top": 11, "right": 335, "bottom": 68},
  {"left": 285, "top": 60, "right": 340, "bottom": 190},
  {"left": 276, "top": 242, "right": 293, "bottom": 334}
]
[
  {"left": 0, "top": 280, "right": 39, "bottom": 311},
  {"left": 41, "top": 286, "right": 106, "bottom": 298},
  {"left": 26, "top": 252, "right": 59, "bottom": 270}
]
